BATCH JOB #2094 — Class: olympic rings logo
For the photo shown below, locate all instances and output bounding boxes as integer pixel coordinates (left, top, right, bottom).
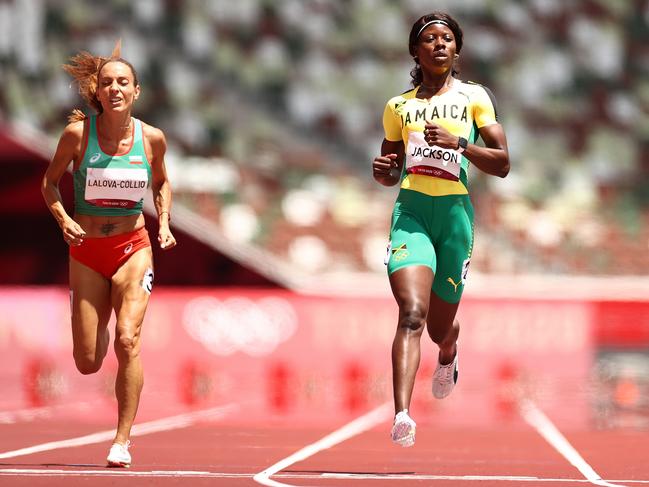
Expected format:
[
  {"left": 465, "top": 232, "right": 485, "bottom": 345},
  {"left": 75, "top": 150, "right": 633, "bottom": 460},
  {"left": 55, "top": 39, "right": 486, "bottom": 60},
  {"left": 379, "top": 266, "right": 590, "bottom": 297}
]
[
  {"left": 182, "top": 296, "right": 298, "bottom": 356},
  {"left": 392, "top": 250, "right": 410, "bottom": 262}
]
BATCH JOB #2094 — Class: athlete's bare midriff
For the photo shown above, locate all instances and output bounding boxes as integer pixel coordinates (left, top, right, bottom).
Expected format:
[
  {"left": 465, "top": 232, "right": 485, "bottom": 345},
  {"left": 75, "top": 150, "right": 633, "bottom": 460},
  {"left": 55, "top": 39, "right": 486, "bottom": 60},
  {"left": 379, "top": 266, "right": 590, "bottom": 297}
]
[{"left": 74, "top": 213, "right": 145, "bottom": 238}]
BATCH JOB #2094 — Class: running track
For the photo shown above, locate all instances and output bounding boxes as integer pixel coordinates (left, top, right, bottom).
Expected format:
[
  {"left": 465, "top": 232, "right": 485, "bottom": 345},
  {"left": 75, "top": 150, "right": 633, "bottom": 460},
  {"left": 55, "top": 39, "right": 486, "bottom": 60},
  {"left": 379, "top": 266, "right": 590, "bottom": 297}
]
[{"left": 0, "top": 385, "right": 645, "bottom": 486}]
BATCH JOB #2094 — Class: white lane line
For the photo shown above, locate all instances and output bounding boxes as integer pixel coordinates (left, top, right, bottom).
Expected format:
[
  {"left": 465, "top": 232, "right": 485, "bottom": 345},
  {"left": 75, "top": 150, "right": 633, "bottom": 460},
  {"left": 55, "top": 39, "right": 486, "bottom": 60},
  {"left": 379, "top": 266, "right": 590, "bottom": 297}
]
[
  {"left": 1, "top": 469, "right": 648, "bottom": 484},
  {"left": 519, "top": 399, "right": 624, "bottom": 487},
  {"left": 322, "top": 473, "right": 645, "bottom": 483},
  {"left": 253, "top": 401, "right": 393, "bottom": 487},
  {"left": 0, "top": 469, "right": 247, "bottom": 477},
  {"left": 0, "top": 403, "right": 237, "bottom": 460}
]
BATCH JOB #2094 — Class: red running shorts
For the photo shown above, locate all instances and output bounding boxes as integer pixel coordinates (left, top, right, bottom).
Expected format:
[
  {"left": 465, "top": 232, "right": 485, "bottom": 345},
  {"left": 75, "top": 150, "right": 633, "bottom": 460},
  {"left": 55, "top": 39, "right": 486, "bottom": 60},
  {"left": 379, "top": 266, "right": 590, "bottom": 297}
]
[{"left": 69, "top": 227, "right": 151, "bottom": 278}]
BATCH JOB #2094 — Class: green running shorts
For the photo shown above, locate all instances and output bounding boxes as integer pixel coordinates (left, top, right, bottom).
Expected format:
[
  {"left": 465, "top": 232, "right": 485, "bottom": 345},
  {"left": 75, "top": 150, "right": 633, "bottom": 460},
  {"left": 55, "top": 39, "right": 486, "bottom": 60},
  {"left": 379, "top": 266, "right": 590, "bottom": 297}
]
[{"left": 386, "top": 189, "right": 474, "bottom": 304}]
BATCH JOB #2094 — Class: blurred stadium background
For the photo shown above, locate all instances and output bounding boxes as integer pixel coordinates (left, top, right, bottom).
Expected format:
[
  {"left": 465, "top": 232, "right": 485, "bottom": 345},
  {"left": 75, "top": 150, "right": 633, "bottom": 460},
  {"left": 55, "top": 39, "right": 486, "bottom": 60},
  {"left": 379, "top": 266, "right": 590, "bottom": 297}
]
[{"left": 1, "top": 0, "right": 649, "bottom": 448}]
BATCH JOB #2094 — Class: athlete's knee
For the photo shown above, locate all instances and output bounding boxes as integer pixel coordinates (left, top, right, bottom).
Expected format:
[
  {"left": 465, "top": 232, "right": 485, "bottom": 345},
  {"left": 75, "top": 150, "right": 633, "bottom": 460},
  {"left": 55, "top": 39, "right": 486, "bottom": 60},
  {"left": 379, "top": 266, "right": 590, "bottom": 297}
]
[
  {"left": 73, "top": 354, "right": 102, "bottom": 375},
  {"left": 397, "top": 303, "right": 428, "bottom": 334},
  {"left": 114, "top": 331, "right": 140, "bottom": 360}
]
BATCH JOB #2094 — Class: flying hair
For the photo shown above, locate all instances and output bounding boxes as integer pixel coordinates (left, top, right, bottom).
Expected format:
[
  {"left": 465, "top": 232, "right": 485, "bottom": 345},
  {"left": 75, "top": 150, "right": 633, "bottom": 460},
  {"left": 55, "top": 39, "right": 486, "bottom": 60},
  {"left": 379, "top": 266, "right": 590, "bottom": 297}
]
[
  {"left": 111, "top": 38, "right": 122, "bottom": 58},
  {"left": 62, "top": 39, "right": 138, "bottom": 123}
]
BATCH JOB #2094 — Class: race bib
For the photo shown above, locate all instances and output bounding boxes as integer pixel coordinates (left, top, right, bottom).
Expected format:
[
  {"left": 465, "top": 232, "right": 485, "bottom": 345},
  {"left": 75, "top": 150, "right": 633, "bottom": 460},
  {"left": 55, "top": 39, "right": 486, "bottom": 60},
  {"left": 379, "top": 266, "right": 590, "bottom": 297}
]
[
  {"left": 383, "top": 241, "right": 391, "bottom": 266},
  {"left": 406, "top": 131, "right": 462, "bottom": 181},
  {"left": 85, "top": 167, "right": 148, "bottom": 208},
  {"left": 141, "top": 267, "right": 154, "bottom": 294}
]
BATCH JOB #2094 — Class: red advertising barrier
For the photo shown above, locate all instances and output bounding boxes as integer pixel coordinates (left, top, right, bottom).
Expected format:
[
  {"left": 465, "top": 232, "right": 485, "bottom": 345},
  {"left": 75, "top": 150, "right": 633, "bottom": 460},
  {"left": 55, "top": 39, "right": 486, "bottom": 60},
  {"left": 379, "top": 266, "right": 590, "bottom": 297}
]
[
  {"left": 592, "top": 301, "right": 649, "bottom": 347},
  {"left": 1, "top": 286, "right": 646, "bottom": 428}
]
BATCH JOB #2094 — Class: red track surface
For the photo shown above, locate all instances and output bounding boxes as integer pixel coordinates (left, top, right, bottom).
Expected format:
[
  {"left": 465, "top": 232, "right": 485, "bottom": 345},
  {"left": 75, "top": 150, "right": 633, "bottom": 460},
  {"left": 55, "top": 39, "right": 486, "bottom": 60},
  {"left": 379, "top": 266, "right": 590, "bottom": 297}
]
[
  {"left": 0, "top": 390, "right": 646, "bottom": 487},
  {"left": 1, "top": 287, "right": 647, "bottom": 486}
]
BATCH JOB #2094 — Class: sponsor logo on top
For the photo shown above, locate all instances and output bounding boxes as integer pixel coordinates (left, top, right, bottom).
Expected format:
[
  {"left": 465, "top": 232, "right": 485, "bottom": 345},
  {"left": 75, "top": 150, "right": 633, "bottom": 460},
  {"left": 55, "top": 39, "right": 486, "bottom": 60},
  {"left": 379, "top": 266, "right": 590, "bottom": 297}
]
[{"left": 89, "top": 153, "right": 101, "bottom": 164}]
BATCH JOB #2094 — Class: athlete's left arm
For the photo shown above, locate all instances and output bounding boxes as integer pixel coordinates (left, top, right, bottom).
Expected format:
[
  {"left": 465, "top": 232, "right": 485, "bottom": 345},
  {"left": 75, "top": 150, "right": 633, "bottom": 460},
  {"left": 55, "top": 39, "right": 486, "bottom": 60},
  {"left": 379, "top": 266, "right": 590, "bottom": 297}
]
[
  {"left": 467, "top": 123, "right": 510, "bottom": 178},
  {"left": 425, "top": 81, "right": 510, "bottom": 178},
  {"left": 424, "top": 121, "right": 509, "bottom": 178},
  {"left": 466, "top": 84, "right": 510, "bottom": 178},
  {"left": 145, "top": 124, "right": 177, "bottom": 250}
]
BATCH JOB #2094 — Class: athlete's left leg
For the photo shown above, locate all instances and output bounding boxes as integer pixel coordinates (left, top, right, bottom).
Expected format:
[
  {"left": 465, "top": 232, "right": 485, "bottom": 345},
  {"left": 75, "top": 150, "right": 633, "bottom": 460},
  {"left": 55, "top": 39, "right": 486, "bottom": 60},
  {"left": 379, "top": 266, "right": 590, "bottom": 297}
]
[
  {"left": 427, "top": 195, "right": 473, "bottom": 364},
  {"left": 426, "top": 297, "right": 460, "bottom": 400},
  {"left": 426, "top": 295, "right": 460, "bottom": 365},
  {"left": 426, "top": 195, "right": 473, "bottom": 398},
  {"left": 110, "top": 246, "right": 153, "bottom": 447}
]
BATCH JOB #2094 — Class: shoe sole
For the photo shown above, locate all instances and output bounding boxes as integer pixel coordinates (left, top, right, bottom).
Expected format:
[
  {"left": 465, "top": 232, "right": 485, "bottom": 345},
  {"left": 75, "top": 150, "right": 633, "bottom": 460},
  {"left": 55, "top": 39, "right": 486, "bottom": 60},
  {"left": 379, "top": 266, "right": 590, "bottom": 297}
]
[
  {"left": 107, "top": 461, "right": 131, "bottom": 468},
  {"left": 391, "top": 422, "right": 415, "bottom": 447}
]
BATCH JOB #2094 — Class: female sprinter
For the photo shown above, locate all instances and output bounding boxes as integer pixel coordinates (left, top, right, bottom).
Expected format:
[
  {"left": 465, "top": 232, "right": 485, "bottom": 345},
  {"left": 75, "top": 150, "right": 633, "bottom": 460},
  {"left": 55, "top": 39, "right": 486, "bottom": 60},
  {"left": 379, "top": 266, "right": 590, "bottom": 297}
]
[
  {"left": 372, "top": 12, "right": 510, "bottom": 447},
  {"left": 41, "top": 44, "right": 176, "bottom": 466}
]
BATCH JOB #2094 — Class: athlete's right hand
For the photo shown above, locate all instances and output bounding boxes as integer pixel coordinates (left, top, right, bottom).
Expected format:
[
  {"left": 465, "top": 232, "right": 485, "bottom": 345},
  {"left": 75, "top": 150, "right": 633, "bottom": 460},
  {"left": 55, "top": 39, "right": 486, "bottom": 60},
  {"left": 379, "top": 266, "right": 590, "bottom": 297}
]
[
  {"left": 61, "top": 219, "right": 86, "bottom": 246},
  {"left": 372, "top": 153, "right": 400, "bottom": 186},
  {"left": 373, "top": 153, "right": 398, "bottom": 176}
]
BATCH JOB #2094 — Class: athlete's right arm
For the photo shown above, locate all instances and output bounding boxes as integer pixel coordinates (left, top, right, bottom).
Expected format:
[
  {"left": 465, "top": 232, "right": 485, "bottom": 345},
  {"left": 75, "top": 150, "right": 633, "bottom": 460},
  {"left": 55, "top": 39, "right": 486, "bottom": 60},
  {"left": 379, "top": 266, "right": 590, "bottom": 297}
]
[
  {"left": 41, "top": 122, "right": 86, "bottom": 245},
  {"left": 372, "top": 139, "right": 404, "bottom": 187}
]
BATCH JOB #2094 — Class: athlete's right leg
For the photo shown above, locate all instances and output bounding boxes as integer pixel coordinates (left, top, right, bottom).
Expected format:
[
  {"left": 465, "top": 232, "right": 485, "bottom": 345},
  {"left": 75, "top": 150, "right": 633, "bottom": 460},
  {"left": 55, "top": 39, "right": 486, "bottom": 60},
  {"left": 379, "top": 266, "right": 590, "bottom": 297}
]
[
  {"left": 69, "top": 257, "right": 112, "bottom": 375},
  {"left": 386, "top": 191, "right": 437, "bottom": 445},
  {"left": 389, "top": 265, "right": 434, "bottom": 414},
  {"left": 389, "top": 265, "right": 433, "bottom": 446}
]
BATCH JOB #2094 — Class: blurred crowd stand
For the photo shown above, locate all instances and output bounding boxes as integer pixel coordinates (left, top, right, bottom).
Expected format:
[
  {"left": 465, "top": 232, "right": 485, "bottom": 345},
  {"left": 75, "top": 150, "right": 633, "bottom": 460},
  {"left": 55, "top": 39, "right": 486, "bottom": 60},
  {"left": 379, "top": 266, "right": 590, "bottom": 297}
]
[{"left": 0, "top": 0, "right": 647, "bottom": 275}]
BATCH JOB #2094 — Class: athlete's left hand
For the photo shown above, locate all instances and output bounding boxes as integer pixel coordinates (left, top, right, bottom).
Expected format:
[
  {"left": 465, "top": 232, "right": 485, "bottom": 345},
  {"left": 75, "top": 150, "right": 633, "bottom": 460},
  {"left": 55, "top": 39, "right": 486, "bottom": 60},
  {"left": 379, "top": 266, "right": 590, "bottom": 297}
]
[
  {"left": 158, "top": 227, "right": 177, "bottom": 250},
  {"left": 424, "top": 121, "right": 459, "bottom": 149}
]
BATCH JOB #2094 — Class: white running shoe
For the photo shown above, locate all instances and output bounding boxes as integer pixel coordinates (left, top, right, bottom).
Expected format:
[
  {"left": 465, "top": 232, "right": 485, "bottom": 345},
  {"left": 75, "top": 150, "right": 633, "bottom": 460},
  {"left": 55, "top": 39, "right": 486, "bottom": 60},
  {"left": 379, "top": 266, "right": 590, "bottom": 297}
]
[
  {"left": 391, "top": 410, "right": 416, "bottom": 447},
  {"left": 432, "top": 351, "right": 459, "bottom": 399},
  {"left": 107, "top": 441, "right": 131, "bottom": 468}
]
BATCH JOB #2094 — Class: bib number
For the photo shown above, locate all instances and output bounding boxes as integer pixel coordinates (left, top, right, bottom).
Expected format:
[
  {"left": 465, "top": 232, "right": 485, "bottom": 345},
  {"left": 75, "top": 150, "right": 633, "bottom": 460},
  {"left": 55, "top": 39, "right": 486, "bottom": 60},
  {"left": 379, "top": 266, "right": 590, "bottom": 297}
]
[
  {"left": 461, "top": 258, "right": 470, "bottom": 284},
  {"left": 141, "top": 267, "right": 154, "bottom": 294}
]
